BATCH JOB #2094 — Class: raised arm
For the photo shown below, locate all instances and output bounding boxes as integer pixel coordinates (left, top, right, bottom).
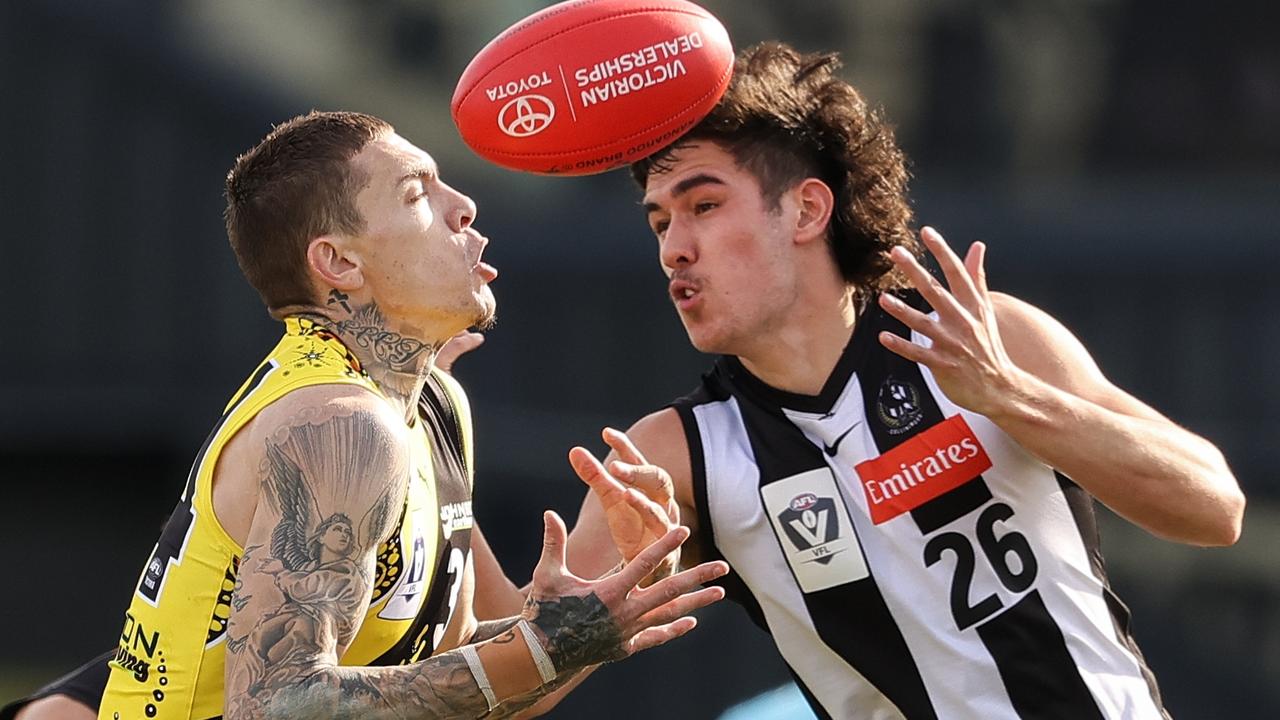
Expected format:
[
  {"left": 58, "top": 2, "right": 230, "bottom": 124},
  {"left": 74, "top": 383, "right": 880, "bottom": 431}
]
[
  {"left": 223, "top": 386, "right": 728, "bottom": 719},
  {"left": 879, "top": 227, "right": 1245, "bottom": 546}
]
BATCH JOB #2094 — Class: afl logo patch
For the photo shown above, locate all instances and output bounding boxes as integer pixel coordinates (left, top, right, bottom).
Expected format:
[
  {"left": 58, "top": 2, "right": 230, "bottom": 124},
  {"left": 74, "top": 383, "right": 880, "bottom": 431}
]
[
  {"left": 789, "top": 492, "right": 819, "bottom": 512},
  {"left": 877, "top": 376, "right": 923, "bottom": 435},
  {"left": 498, "top": 94, "right": 555, "bottom": 137}
]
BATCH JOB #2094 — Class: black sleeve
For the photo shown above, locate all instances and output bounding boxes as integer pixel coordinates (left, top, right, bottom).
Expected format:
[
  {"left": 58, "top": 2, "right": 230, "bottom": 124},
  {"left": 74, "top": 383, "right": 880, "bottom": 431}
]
[{"left": 0, "top": 650, "right": 112, "bottom": 719}]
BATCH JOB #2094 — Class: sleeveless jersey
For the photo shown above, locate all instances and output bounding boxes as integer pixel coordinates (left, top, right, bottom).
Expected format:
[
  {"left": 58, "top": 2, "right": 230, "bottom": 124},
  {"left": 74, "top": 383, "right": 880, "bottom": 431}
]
[
  {"left": 98, "top": 317, "right": 476, "bottom": 720},
  {"left": 674, "top": 294, "right": 1168, "bottom": 720}
]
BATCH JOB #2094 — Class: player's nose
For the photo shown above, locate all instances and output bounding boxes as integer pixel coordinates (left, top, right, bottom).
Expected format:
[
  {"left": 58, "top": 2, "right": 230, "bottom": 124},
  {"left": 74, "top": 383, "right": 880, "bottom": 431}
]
[
  {"left": 445, "top": 183, "right": 477, "bottom": 232},
  {"left": 660, "top": 220, "right": 697, "bottom": 269}
]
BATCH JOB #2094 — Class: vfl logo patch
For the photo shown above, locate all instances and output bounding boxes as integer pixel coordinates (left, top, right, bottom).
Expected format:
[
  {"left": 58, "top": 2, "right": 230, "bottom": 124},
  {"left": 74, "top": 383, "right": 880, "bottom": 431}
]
[
  {"left": 777, "top": 494, "right": 841, "bottom": 565},
  {"left": 761, "top": 469, "right": 869, "bottom": 593},
  {"left": 855, "top": 415, "right": 992, "bottom": 525}
]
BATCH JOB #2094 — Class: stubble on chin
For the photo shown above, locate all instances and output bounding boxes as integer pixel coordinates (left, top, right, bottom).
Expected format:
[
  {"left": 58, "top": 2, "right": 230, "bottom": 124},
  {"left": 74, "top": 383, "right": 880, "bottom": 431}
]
[
  {"left": 473, "top": 309, "right": 497, "bottom": 332},
  {"left": 472, "top": 295, "right": 498, "bottom": 331}
]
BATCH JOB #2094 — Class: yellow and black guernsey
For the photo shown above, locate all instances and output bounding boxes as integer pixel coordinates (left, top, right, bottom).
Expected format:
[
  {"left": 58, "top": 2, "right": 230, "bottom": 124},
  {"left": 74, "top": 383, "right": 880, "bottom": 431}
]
[{"left": 98, "top": 317, "right": 476, "bottom": 720}]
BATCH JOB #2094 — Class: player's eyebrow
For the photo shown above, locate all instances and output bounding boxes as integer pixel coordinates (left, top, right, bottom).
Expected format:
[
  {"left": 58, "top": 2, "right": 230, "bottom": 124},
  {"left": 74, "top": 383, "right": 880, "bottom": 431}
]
[
  {"left": 397, "top": 164, "right": 438, "bottom": 186},
  {"left": 643, "top": 173, "right": 726, "bottom": 213}
]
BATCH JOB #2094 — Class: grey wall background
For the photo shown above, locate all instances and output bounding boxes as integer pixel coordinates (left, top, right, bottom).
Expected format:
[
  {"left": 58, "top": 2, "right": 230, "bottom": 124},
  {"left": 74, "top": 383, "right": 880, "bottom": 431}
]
[{"left": 1, "top": 1, "right": 1277, "bottom": 717}]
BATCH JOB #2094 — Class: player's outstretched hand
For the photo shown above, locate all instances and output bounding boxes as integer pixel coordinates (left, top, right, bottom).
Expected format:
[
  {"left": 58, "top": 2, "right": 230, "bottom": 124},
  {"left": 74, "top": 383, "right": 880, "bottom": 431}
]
[
  {"left": 878, "top": 226, "right": 1020, "bottom": 417},
  {"left": 521, "top": 510, "right": 728, "bottom": 673},
  {"left": 570, "top": 428, "right": 680, "bottom": 583},
  {"left": 435, "top": 330, "right": 485, "bottom": 375}
]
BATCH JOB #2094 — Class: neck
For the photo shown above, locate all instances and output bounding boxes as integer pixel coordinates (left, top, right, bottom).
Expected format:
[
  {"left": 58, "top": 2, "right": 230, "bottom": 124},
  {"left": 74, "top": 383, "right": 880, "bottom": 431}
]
[
  {"left": 737, "top": 286, "right": 860, "bottom": 397},
  {"left": 291, "top": 301, "right": 443, "bottom": 424}
]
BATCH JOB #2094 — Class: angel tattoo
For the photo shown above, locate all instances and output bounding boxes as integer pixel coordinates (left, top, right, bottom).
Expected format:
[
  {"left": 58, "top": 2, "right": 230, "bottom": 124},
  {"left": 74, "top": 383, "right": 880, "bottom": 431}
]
[{"left": 226, "top": 412, "right": 397, "bottom": 701}]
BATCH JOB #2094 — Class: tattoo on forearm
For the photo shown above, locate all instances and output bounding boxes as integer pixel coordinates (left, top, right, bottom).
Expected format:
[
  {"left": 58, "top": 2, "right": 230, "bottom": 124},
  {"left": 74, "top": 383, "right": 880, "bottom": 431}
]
[
  {"left": 471, "top": 617, "right": 521, "bottom": 644},
  {"left": 253, "top": 653, "right": 490, "bottom": 720},
  {"left": 526, "top": 593, "right": 624, "bottom": 671}
]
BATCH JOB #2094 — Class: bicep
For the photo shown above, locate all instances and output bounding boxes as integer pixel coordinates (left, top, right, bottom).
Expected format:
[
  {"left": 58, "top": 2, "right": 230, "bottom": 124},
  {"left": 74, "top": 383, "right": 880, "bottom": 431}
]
[
  {"left": 993, "top": 292, "right": 1169, "bottom": 423},
  {"left": 223, "top": 392, "right": 408, "bottom": 712}
]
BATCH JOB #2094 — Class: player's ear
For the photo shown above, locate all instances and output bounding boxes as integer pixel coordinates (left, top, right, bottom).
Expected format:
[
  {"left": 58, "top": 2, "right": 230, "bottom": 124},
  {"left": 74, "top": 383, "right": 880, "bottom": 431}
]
[
  {"left": 793, "top": 178, "right": 835, "bottom": 246},
  {"left": 307, "top": 235, "right": 364, "bottom": 292}
]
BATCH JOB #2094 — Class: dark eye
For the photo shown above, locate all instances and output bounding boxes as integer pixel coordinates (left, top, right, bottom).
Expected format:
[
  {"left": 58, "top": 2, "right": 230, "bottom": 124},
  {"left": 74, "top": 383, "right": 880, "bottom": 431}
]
[
  {"left": 694, "top": 201, "right": 718, "bottom": 214},
  {"left": 652, "top": 219, "right": 670, "bottom": 236}
]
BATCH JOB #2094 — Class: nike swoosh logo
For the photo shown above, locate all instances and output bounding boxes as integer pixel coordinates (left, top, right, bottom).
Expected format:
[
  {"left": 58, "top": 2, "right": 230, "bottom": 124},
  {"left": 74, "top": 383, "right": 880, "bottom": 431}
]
[{"left": 823, "top": 420, "right": 864, "bottom": 457}]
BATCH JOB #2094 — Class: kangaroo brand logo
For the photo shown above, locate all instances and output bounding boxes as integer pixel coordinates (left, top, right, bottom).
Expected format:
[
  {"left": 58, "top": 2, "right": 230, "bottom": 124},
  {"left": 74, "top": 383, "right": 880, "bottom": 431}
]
[
  {"left": 877, "top": 376, "right": 923, "bottom": 434},
  {"left": 855, "top": 415, "right": 992, "bottom": 525},
  {"left": 498, "top": 94, "right": 555, "bottom": 137}
]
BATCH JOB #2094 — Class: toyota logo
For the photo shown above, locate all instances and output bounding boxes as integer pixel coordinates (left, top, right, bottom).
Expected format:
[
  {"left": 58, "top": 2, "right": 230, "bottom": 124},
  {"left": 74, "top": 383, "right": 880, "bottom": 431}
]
[{"left": 498, "top": 94, "right": 556, "bottom": 138}]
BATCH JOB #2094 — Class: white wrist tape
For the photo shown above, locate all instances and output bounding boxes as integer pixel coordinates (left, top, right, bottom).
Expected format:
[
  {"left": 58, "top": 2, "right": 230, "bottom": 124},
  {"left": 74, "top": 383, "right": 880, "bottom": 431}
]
[
  {"left": 516, "top": 618, "right": 558, "bottom": 685},
  {"left": 460, "top": 644, "right": 498, "bottom": 711}
]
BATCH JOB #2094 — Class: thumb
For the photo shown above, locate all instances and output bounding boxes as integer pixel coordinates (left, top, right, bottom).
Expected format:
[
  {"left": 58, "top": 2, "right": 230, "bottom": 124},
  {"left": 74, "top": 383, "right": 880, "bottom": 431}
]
[
  {"left": 537, "top": 510, "right": 569, "bottom": 575},
  {"left": 436, "top": 331, "right": 485, "bottom": 374}
]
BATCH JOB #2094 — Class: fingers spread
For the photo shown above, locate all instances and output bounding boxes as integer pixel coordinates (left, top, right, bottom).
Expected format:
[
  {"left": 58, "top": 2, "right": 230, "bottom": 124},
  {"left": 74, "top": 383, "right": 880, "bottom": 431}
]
[
  {"left": 629, "top": 489, "right": 673, "bottom": 531},
  {"left": 608, "top": 460, "right": 676, "bottom": 504},
  {"left": 965, "top": 240, "right": 989, "bottom": 298},
  {"left": 623, "top": 489, "right": 676, "bottom": 541},
  {"left": 602, "top": 427, "right": 648, "bottom": 466},
  {"left": 878, "top": 293, "right": 940, "bottom": 341},
  {"left": 920, "top": 226, "right": 982, "bottom": 314},
  {"left": 612, "top": 525, "right": 690, "bottom": 590},
  {"left": 626, "top": 617, "right": 698, "bottom": 655},
  {"left": 878, "top": 330, "right": 934, "bottom": 366},
  {"left": 889, "top": 245, "right": 964, "bottom": 320},
  {"left": 569, "top": 447, "right": 628, "bottom": 502},
  {"left": 635, "top": 586, "right": 725, "bottom": 629},
  {"left": 635, "top": 560, "right": 728, "bottom": 610}
]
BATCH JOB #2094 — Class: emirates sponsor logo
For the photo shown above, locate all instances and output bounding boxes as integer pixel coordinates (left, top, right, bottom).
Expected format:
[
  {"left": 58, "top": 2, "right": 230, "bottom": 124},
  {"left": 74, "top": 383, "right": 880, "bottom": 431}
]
[{"left": 854, "top": 415, "right": 992, "bottom": 524}]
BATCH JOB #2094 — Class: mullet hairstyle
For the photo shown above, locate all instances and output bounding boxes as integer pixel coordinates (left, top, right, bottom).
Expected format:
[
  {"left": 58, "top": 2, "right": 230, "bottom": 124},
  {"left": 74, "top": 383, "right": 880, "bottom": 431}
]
[
  {"left": 632, "top": 42, "right": 918, "bottom": 298},
  {"left": 225, "top": 111, "right": 393, "bottom": 315}
]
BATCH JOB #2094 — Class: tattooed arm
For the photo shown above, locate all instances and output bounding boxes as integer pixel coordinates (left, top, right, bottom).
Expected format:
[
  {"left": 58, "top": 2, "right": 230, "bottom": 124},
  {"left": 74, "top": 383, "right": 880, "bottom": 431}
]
[{"left": 223, "top": 385, "right": 730, "bottom": 720}]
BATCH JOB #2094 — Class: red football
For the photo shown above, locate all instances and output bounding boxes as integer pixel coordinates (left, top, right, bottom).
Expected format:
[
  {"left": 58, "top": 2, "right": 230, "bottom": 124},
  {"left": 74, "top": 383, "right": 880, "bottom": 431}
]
[{"left": 451, "top": 0, "right": 733, "bottom": 176}]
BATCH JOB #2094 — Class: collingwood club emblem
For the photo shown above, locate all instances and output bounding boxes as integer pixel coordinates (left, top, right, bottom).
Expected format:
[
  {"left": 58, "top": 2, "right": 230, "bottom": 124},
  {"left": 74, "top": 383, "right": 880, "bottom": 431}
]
[{"left": 877, "top": 376, "right": 923, "bottom": 435}]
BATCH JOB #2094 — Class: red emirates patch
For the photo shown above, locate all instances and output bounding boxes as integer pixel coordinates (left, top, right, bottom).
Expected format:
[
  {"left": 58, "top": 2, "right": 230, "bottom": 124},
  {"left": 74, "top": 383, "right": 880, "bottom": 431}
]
[{"left": 855, "top": 415, "right": 992, "bottom": 525}]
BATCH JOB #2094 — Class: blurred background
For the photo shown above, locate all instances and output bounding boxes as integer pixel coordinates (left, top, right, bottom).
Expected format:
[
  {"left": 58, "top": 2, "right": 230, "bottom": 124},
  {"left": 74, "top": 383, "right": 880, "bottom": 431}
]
[{"left": 1, "top": 0, "right": 1277, "bottom": 717}]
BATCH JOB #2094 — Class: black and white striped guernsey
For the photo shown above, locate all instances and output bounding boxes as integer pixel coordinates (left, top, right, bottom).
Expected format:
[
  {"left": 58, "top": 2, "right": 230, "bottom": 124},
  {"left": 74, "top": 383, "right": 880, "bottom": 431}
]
[{"left": 672, "top": 293, "right": 1168, "bottom": 720}]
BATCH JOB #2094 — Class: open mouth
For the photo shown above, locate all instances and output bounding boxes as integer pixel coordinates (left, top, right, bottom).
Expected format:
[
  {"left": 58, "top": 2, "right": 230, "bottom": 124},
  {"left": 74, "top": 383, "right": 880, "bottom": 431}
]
[
  {"left": 669, "top": 279, "right": 700, "bottom": 309},
  {"left": 469, "top": 234, "right": 497, "bottom": 282}
]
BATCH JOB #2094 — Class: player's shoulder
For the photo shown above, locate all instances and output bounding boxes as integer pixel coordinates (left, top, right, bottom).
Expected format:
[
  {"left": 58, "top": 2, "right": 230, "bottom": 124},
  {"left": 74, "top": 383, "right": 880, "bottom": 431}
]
[
  {"left": 247, "top": 383, "right": 409, "bottom": 450},
  {"left": 989, "top": 291, "right": 1108, "bottom": 389},
  {"left": 989, "top": 292, "right": 1056, "bottom": 331},
  {"left": 626, "top": 407, "right": 686, "bottom": 455}
]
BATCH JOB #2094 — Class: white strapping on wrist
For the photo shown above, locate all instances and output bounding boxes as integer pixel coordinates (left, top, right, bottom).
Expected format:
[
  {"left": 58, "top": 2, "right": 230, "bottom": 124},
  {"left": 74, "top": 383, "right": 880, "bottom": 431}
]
[
  {"left": 459, "top": 644, "right": 498, "bottom": 711},
  {"left": 516, "top": 619, "right": 558, "bottom": 685}
]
